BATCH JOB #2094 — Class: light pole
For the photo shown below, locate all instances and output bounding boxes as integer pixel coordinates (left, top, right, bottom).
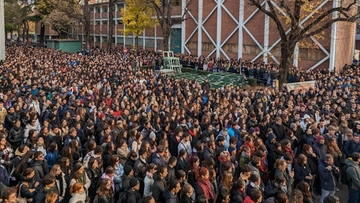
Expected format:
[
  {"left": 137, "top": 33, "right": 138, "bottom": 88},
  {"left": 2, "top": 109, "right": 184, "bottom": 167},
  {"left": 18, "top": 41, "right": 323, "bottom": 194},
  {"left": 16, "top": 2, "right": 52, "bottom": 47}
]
[{"left": 0, "top": 0, "right": 5, "bottom": 61}]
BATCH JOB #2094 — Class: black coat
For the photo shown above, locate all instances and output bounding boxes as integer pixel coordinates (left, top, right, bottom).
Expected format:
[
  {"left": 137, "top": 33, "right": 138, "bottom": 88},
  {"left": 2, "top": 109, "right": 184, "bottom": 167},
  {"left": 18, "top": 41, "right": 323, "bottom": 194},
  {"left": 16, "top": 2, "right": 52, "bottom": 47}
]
[
  {"left": 181, "top": 195, "right": 194, "bottom": 203},
  {"left": 85, "top": 168, "right": 100, "bottom": 197},
  {"left": 8, "top": 126, "right": 24, "bottom": 147},
  {"left": 164, "top": 190, "right": 179, "bottom": 203},
  {"left": 152, "top": 178, "right": 166, "bottom": 203},
  {"left": 169, "top": 135, "right": 180, "bottom": 157},
  {"left": 271, "top": 123, "right": 285, "bottom": 141},
  {"left": 176, "top": 158, "right": 187, "bottom": 172},
  {"left": 302, "top": 152, "right": 318, "bottom": 175},
  {"left": 126, "top": 189, "right": 142, "bottom": 203},
  {"left": 133, "top": 158, "right": 148, "bottom": 180},
  {"left": 230, "top": 189, "right": 244, "bottom": 203},
  {"left": 294, "top": 163, "right": 312, "bottom": 186},
  {"left": 31, "top": 160, "right": 49, "bottom": 183}
]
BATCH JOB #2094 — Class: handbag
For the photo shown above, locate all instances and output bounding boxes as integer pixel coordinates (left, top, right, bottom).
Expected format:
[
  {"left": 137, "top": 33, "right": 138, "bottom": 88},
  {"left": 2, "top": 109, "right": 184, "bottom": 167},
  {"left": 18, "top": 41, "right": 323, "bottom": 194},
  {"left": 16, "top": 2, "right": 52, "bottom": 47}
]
[{"left": 17, "top": 183, "right": 27, "bottom": 203}]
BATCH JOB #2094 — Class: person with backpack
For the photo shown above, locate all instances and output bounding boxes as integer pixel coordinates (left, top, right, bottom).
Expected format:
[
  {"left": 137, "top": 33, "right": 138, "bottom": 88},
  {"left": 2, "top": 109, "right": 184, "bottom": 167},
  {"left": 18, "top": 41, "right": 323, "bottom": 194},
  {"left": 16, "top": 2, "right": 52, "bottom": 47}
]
[
  {"left": 345, "top": 152, "right": 360, "bottom": 203},
  {"left": 126, "top": 177, "right": 141, "bottom": 203}
]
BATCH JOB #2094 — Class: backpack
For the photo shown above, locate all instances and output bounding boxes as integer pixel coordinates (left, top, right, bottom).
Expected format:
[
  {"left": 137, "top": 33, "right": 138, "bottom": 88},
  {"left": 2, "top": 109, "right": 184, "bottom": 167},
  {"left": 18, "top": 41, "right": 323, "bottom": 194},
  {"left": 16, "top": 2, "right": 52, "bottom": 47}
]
[
  {"left": 340, "top": 165, "right": 353, "bottom": 185},
  {"left": 0, "top": 165, "right": 10, "bottom": 186},
  {"left": 117, "top": 190, "right": 127, "bottom": 203}
]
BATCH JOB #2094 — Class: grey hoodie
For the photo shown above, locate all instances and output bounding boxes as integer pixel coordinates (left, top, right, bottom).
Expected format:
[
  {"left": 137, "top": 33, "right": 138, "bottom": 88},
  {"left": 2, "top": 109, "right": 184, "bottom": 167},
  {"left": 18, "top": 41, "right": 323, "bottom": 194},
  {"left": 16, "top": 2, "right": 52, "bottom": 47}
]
[{"left": 345, "top": 158, "right": 360, "bottom": 190}]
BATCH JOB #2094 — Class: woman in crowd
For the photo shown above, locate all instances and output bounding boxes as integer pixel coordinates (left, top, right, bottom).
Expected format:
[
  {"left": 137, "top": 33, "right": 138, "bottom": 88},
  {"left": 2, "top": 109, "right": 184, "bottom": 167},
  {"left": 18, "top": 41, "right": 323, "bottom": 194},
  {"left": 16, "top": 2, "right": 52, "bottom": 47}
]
[
  {"left": 96, "top": 178, "right": 115, "bottom": 203},
  {"left": 69, "top": 182, "right": 86, "bottom": 203}
]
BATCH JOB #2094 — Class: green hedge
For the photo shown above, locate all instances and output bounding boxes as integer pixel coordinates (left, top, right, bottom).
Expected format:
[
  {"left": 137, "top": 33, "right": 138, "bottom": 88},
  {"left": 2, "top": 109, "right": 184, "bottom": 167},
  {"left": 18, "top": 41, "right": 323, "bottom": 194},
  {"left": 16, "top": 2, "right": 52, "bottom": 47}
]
[
  {"left": 139, "top": 65, "right": 153, "bottom": 70},
  {"left": 247, "top": 78, "right": 257, "bottom": 86}
]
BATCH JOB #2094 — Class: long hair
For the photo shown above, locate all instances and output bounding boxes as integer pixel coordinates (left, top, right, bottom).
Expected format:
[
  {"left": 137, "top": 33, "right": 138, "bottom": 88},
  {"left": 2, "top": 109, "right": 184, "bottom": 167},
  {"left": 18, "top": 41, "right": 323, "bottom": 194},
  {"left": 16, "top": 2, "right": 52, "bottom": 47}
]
[
  {"left": 97, "top": 178, "right": 113, "bottom": 198},
  {"left": 49, "top": 164, "right": 61, "bottom": 177},
  {"left": 70, "top": 162, "right": 84, "bottom": 180},
  {"left": 219, "top": 171, "right": 233, "bottom": 192},
  {"left": 15, "top": 151, "right": 35, "bottom": 174}
]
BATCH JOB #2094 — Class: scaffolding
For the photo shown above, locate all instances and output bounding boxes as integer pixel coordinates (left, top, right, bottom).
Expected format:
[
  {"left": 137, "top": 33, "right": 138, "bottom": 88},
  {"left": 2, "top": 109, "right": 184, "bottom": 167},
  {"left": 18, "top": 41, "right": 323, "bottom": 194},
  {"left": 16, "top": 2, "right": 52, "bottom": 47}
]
[{"left": 162, "top": 51, "right": 182, "bottom": 74}]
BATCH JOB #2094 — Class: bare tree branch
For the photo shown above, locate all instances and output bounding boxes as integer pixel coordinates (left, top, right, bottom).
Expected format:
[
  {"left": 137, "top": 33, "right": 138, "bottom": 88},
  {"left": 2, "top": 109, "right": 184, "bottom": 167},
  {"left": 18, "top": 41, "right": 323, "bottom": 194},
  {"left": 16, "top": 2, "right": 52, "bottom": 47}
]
[
  {"left": 248, "top": 0, "right": 287, "bottom": 40},
  {"left": 301, "top": 14, "right": 360, "bottom": 40},
  {"left": 300, "top": 0, "right": 357, "bottom": 36}
]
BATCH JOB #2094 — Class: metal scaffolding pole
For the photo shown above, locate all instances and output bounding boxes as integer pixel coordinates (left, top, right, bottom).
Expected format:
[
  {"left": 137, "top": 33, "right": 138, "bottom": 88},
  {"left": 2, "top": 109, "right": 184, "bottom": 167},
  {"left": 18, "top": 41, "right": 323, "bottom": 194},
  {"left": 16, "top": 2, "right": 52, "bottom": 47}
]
[{"left": 0, "top": 0, "right": 5, "bottom": 61}]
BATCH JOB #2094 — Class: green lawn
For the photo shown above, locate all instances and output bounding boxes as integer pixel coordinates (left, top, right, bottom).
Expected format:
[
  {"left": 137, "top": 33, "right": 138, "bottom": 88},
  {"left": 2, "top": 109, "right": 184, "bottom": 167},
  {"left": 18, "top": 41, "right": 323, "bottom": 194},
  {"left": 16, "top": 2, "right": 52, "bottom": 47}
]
[{"left": 174, "top": 68, "right": 247, "bottom": 89}]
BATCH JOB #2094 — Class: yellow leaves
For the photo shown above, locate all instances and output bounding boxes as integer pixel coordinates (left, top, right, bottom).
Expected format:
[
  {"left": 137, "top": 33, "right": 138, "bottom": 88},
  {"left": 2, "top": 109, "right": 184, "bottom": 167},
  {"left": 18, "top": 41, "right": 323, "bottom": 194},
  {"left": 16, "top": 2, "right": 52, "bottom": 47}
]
[{"left": 120, "top": 0, "right": 158, "bottom": 37}]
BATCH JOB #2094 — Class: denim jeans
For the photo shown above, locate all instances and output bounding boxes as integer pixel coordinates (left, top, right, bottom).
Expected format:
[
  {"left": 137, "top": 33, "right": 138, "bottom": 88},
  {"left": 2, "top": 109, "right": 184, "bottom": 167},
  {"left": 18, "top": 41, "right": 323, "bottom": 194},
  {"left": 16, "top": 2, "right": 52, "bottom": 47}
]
[
  {"left": 348, "top": 187, "right": 360, "bottom": 203},
  {"left": 320, "top": 189, "right": 335, "bottom": 203}
]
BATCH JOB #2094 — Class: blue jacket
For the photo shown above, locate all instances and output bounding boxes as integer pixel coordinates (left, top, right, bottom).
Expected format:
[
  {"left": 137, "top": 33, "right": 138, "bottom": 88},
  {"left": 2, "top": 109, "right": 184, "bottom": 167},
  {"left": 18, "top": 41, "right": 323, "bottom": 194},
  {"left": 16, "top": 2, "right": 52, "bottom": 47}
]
[
  {"left": 344, "top": 140, "right": 360, "bottom": 157},
  {"left": 44, "top": 150, "right": 59, "bottom": 169},
  {"left": 318, "top": 159, "right": 338, "bottom": 191},
  {"left": 312, "top": 143, "right": 327, "bottom": 160}
]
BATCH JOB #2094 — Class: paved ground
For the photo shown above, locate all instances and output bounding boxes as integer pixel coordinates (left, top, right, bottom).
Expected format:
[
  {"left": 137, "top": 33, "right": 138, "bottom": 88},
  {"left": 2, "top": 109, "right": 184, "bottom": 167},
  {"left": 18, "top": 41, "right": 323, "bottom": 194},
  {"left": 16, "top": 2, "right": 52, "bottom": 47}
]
[{"left": 313, "top": 183, "right": 348, "bottom": 202}]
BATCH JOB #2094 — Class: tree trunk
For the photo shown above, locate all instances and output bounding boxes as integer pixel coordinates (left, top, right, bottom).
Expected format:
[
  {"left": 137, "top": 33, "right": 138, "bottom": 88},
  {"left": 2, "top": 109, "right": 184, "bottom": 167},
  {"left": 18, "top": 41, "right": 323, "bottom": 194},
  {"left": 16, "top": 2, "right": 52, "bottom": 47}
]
[
  {"left": 107, "top": 0, "right": 114, "bottom": 53},
  {"left": 279, "top": 41, "right": 296, "bottom": 87},
  {"left": 22, "top": 22, "right": 26, "bottom": 45},
  {"left": 83, "top": 0, "right": 91, "bottom": 48},
  {"left": 39, "top": 23, "right": 45, "bottom": 47},
  {"left": 162, "top": 25, "right": 170, "bottom": 51},
  {"left": 26, "top": 22, "right": 30, "bottom": 43},
  {"left": 135, "top": 35, "right": 139, "bottom": 56}
]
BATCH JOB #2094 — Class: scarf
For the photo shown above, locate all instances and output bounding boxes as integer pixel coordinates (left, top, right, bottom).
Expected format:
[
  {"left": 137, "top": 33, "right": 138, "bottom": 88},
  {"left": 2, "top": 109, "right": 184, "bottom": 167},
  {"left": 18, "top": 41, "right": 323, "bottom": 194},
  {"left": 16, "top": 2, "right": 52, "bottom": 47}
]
[
  {"left": 56, "top": 174, "right": 64, "bottom": 196},
  {"left": 78, "top": 172, "right": 86, "bottom": 186},
  {"left": 146, "top": 172, "right": 153, "bottom": 179},
  {"left": 284, "top": 147, "right": 295, "bottom": 160},
  {"left": 197, "top": 178, "right": 214, "bottom": 200}
]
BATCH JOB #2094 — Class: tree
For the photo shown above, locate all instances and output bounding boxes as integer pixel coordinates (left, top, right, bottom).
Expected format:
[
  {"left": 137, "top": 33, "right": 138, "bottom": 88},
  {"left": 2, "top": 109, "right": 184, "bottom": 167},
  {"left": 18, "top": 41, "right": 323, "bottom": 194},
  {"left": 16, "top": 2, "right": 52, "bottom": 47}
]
[
  {"left": 248, "top": 0, "right": 360, "bottom": 86},
  {"left": 35, "top": 0, "right": 55, "bottom": 46},
  {"left": 107, "top": 0, "right": 116, "bottom": 52},
  {"left": 120, "top": 0, "right": 157, "bottom": 53},
  {"left": 4, "top": 0, "right": 34, "bottom": 42},
  {"left": 42, "top": 0, "right": 82, "bottom": 38},
  {"left": 148, "top": 0, "right": 187, "bottom": 51},
  {"left": 82, "top": 0, "right": 91, "bottom": 47}
]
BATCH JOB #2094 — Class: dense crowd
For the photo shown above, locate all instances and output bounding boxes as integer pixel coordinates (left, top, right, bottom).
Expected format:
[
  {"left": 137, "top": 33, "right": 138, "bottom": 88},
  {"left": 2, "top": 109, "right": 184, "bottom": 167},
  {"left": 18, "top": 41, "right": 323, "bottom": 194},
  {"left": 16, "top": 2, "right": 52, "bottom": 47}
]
[{"left": 0, "top": 46, "right": 357, "bottom": 203}]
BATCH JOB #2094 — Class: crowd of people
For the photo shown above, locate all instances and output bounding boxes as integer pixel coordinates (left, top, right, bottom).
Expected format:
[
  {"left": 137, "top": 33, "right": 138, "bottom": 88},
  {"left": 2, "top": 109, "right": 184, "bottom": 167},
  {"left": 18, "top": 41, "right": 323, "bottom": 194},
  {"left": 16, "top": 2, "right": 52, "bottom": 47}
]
[{"left": 0, "top": 45, "right": 357, "bottom": 203}]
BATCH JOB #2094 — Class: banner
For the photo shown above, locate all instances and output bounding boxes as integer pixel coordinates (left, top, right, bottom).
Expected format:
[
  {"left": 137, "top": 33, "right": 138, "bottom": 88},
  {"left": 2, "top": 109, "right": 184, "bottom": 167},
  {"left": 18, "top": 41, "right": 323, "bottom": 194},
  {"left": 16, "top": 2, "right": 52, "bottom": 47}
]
[{"left": 283, "top": 80, "right": 317, "bottom": 92}]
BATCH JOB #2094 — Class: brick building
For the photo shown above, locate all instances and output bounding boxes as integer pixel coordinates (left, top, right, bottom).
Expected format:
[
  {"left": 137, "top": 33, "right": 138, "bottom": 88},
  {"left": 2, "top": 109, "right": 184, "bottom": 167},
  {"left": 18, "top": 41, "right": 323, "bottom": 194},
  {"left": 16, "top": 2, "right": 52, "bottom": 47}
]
[{"left": 35, "top": 0, "right": 357, "bottom": 71}]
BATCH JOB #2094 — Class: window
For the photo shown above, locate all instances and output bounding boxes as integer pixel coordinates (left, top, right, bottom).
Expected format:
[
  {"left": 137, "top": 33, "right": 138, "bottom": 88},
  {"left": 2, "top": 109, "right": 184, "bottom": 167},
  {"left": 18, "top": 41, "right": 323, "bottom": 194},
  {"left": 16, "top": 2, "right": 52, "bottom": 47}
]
[
  {"left": 116, "top": 3, "right": 124, "bottom": 11},
  {"left": 137, "top": 37, "right": 144, "bottom": 47},
  {"left": 116, "top": 20, "right": 123, "bottom": 25},
  {"left": 145, "top": 39, "right": 155, "bottom": 47},
  {"left": 125, "top": 37, "right": 133, "bottom": 45},
  {"left": 95, "top": 36, "right": 100, "bottom": 42},
  {"left": 102, "top": 20, "right": 107, "bottom": 25},
  {"left": 102, "top": 6, "right": 108, "bottom": 13},
  {"left": 95, "top": 21, "right": 100, "bottom": 25},
  {"left": 156, "top": 39, "right": 163, "bottom": 49},
  {"left": 95, "top": 7, "right": 100, "bottom": 13},
  {"left": 102, "top": 36, "right": 107, "bottom": 42},
  {"left": 117, "top": 37, "right": 124, "bottom": 44}
]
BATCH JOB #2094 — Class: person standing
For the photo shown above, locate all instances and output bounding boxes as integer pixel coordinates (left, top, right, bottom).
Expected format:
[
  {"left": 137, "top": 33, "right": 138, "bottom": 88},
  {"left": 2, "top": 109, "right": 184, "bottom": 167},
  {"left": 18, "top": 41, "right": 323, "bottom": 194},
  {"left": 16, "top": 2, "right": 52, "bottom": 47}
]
[
  {"left": 318, "top": 154, "right": 339, "bottom": 203},
  {"left": 164, "top": 179, "right": 181, "bottom": 203},
  {"left": 345, "top": 152, "right": 360, "bottom": 203}
]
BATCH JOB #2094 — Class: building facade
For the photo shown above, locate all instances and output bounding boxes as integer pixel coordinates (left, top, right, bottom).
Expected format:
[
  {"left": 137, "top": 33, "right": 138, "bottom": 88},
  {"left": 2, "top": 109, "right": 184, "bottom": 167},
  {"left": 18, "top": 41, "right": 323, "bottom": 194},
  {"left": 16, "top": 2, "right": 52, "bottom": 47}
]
[{"left": 35, "top": 0, "right": 356, "bottom": 71}]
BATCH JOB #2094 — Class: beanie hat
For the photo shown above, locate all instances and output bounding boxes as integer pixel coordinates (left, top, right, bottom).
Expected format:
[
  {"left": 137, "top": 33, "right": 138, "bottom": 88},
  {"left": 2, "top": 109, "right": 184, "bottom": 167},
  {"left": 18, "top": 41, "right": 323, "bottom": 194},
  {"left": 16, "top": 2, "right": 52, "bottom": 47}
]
[
  {"left": 129, "top": 177, "right": 139, "bottom": 188},
  {"left": 317, "top": 135, "right": 324, "bottom": 143},
  {"left": 124, "top": 165, "right": 133, "bottom": 176},
  {"left": 149, "top": 131, "right": 156, "bottom": 140}
]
